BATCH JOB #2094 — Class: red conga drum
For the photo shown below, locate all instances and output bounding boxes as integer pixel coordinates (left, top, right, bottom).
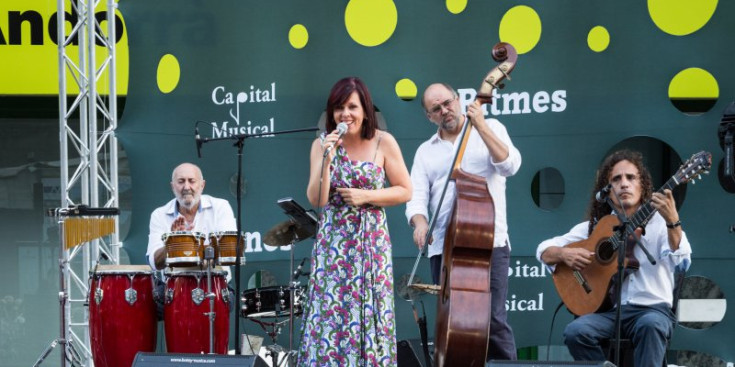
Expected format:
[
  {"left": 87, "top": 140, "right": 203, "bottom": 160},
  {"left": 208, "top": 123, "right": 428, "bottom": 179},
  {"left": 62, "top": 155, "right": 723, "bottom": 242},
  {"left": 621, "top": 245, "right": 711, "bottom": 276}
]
[
  {"left": 89, "top": 265, "right": 157, "bottom": 367},
  {"left": 164, "top": 268, "right": 230, "bottom": 354}
]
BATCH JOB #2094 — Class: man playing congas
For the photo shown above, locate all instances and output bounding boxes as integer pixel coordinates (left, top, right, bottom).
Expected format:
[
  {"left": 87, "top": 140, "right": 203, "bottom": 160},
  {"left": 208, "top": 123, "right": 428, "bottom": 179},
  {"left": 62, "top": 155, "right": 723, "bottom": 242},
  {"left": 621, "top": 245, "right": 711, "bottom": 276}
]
[
  {"left": 147, "top": 162, "right": 237, "bottom": 269},
  {"left": 146, "top": 162, "right": 238, "bottom": 354}
]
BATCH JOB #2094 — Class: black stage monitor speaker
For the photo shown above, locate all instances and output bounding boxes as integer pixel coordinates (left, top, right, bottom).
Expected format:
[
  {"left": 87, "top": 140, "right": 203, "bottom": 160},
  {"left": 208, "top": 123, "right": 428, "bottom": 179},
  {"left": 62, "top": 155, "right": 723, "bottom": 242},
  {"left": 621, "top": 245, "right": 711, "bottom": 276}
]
[
  {"left": 132, "top": 353, "right": 268, "bottom": 367},
  {"left": 488, "top": 361, "right": 616, "bottom": 367}
]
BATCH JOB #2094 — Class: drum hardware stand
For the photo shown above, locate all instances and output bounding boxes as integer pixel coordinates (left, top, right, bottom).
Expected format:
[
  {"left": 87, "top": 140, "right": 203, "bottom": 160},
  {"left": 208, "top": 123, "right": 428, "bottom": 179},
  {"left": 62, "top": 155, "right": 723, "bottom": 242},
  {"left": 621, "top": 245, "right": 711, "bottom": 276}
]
[
  {"left": 275, "top": 196, "right": 317, "bottom": 367},
  {"left": 248, "top": 317, "right": 292, "bottom": 367},
  {"left": 204, "top": 245, "right": 217, "bottom": 354},
  {"left": 34, "top": 206, "right": 118, "bottom": 367},
  {"left": 196, "top": 121, "right": 318, "bottom": 353}
]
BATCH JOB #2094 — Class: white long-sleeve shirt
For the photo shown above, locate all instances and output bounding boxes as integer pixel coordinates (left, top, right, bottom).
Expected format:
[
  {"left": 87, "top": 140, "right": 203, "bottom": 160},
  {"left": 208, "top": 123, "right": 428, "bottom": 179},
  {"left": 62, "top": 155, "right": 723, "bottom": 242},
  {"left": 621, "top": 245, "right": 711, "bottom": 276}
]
[
  {"left": 147, "top": 194, "right": 237, "bottom": 269},
  {"left": 536, "top": 212, "right": 692, "bottom": 308},
  {"left": 405, "top": 117, "right": 521, "bottom": 258}
]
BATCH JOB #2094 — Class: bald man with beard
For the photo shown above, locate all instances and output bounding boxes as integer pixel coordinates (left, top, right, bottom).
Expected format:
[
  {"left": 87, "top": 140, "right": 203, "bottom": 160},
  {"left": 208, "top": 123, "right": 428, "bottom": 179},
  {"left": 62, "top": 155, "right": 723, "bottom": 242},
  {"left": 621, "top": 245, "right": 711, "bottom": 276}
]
[{"left": 147, "top": 163, "right": 236, "bottom": 270}]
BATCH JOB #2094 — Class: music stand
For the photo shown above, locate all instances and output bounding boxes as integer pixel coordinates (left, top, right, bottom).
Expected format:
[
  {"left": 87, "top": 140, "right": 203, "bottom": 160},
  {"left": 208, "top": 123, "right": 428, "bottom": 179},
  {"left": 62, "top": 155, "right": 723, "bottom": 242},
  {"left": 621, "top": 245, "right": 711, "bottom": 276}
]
[{"left": 275, "top": 197, "right": 316, "bottom": 365}]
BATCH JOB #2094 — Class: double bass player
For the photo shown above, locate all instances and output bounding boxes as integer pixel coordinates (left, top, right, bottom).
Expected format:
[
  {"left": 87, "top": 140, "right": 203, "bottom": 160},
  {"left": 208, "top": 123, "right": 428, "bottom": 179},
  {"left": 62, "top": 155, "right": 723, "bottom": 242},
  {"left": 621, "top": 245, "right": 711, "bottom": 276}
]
[{"left": 405, "top": 81, "right": 521, "bottom": 361}]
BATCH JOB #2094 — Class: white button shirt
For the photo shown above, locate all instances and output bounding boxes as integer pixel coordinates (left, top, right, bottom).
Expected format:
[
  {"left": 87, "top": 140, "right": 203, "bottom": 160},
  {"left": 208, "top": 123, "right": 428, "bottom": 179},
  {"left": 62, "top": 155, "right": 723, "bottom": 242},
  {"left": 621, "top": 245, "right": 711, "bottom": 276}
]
[
  {"left": 405, "top": 117, "right": 521, "bottom": 258},
  {"left": 147, "top": 194, "right": 237, "bottom": 269},
  {"left": 536, "top": 212, "right": 692, "bottom": 308}
]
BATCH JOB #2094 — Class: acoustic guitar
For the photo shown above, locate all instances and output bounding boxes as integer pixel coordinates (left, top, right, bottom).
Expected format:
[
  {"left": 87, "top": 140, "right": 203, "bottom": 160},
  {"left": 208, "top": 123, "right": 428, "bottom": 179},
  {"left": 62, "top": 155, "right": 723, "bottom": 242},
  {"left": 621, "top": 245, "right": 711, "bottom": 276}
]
[{"left": 552, "top": 151, "right": 711, "bottom": 316}]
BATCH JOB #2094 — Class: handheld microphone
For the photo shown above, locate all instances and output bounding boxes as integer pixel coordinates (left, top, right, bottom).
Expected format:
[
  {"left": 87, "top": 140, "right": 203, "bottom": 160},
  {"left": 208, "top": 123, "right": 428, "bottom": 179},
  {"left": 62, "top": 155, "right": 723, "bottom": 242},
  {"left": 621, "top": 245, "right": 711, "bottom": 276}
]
[
  {"left": 292, "top": 257, "right": 308, "bottom": 280},
  {"left": 195, "top": 127, "right": 203, "bottom": 158},
  {"left": 323, "top": 122, "right": 349, "bottom": 157},
  {"left": 595, "top": 184, "right": 612, "bottom": 203}
]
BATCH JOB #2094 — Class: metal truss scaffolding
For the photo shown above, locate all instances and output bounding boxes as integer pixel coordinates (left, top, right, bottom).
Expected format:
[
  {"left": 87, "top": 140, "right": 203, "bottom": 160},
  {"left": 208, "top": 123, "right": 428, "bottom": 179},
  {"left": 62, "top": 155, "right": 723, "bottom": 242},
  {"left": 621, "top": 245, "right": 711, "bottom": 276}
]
[{"left": 55, "top": 0, "right": 120, "bottom": 366}]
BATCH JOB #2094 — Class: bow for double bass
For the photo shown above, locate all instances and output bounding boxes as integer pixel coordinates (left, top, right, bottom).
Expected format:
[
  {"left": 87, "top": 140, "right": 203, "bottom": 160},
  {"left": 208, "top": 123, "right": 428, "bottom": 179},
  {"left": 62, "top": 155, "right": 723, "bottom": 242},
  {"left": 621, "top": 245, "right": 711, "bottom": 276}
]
[{"left": 433, "top": 42, "right": 518, "bottom": 367}]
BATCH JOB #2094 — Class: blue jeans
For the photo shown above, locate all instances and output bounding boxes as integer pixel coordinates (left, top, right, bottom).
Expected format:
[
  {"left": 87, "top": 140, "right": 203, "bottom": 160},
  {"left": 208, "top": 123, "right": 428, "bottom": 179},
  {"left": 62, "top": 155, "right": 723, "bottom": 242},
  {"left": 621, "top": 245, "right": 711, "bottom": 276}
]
[
  {"left": 430, "top": 245, "right": 517, "bottom": 360},
  {"left": 563, "top": 303, "right": 675, "bottom": 367}
]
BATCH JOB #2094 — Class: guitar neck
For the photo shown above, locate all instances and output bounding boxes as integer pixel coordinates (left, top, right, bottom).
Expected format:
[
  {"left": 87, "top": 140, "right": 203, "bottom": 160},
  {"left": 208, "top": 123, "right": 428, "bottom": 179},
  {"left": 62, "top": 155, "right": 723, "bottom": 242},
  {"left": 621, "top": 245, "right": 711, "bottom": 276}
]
[
  {"left": 630, "top": 177, "right": 678, "bottom": 229},
  {"left": 607, "top": 176, "right": 678, "bottom": 252}
]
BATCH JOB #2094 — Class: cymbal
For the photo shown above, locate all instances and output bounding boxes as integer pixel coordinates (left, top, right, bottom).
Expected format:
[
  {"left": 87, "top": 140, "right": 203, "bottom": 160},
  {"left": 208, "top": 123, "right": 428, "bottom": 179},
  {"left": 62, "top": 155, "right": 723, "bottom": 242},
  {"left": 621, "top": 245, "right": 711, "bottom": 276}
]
[
  {"left": 409, "top": 283, "right": 440, "bottom": 295},
  {"left": 263, "top": 220, "right": 313, "bottom": 247}
]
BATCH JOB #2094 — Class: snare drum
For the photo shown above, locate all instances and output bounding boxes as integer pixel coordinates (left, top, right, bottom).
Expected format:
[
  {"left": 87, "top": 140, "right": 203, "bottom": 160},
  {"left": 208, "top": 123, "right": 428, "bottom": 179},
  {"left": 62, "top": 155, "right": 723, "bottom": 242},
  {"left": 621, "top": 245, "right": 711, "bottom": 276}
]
[
  {"left": 208, "top": 231, "right": 245, "bottom": 266},
  {"left": 163, "top": 269, "right": 230, "bottom": 354},
  {"left": 89, "top": 265, "right": 156, "bottom": 367},
  {"left": 163, "top": 231, "right": 205, "bottom": 267},
  {"left": 240, "top": 285, "right": 305, "bottom": 318}
]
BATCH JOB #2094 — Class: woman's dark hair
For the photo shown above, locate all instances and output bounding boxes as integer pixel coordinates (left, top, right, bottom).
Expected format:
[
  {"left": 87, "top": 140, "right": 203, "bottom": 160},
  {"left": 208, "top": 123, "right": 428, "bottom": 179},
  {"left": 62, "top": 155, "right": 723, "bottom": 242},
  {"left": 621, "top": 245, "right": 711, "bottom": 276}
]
[
  {"left": 586, "top": 149, "right": 654, "bottom": 235},
  {"left": 325, "top": 77, "right": 377, "bottom": 140}
]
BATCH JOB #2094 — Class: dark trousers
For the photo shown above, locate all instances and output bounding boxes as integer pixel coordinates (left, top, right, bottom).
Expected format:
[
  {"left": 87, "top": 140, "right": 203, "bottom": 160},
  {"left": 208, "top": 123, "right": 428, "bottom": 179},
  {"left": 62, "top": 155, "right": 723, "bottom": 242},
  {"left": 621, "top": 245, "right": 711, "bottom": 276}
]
[
  {"left": 563, "top": 303, "right": 674, "bottom": 367},
  {"left": 430, "top": 245, "right": 517, "bottom": 360}
]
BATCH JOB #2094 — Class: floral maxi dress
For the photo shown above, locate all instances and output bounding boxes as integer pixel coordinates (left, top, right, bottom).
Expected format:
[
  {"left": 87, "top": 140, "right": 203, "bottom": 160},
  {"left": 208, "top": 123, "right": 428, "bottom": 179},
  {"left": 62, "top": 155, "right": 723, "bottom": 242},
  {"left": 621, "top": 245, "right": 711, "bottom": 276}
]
[{"left": 297, "top": 144, "right": 397, "bottom": 366}]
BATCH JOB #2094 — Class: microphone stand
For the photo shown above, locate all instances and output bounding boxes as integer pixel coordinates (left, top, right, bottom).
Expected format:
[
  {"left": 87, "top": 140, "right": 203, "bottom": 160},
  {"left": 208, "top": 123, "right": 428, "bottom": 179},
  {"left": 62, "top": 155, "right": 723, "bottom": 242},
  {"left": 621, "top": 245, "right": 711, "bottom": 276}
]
[
  {"left": 197, "top": 125, "right": 318, "bottom": 354},
  {"left": 603, "top": 190, "right": 655, "bottom": 366}
]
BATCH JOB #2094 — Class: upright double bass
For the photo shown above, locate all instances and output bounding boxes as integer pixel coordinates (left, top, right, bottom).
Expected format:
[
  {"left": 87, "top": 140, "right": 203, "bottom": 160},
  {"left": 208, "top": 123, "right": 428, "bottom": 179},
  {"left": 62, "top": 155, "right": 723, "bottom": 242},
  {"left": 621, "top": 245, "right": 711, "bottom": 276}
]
[{"left": 434, "top": 42, "right": 518, "bottom": 367}]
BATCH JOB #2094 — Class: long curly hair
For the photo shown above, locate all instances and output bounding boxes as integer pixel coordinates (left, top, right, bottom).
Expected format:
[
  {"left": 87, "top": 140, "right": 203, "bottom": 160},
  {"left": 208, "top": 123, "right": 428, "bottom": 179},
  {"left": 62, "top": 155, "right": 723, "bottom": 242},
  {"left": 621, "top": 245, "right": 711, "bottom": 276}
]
[{"left": 586, "top": 150, "right": 654, "bottom": 235}]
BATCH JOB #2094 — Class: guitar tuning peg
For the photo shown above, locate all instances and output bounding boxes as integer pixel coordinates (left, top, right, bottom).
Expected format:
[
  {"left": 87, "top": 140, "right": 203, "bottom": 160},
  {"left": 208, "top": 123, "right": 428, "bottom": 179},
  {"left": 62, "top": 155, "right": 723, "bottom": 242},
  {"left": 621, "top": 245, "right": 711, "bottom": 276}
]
[{"left": 691, "top": 180, "right": 696, "bottom": 185}]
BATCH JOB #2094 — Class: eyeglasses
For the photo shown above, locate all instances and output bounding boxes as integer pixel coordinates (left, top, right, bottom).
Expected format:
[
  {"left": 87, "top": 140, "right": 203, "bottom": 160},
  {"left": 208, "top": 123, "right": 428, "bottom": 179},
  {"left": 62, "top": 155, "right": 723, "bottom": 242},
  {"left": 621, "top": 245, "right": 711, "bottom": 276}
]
[{"left": 428, "top": 97, "right": 456, "bottom": 115}]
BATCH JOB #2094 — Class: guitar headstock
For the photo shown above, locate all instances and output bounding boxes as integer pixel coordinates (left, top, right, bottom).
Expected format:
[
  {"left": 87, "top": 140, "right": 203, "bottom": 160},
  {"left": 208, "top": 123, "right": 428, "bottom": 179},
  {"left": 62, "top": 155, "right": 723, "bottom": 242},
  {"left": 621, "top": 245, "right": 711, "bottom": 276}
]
[{"left": 674, "top": 151, "right": 712, "bottom": 184}]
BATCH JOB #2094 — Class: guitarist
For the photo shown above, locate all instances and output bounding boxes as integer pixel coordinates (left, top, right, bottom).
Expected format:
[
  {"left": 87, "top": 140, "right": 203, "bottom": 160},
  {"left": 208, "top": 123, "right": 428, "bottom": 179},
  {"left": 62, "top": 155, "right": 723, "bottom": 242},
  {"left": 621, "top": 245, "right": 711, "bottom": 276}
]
[{"left": 536, "top": 150, "right": 692, "bottom": 367}]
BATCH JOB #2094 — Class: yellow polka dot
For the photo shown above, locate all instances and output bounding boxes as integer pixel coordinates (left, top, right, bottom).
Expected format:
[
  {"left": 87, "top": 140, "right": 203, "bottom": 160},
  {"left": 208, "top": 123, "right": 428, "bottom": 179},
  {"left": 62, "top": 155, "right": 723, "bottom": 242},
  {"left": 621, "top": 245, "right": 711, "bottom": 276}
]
[
  {"left": 668, "top": 67, "right": 719, "bottom": 115},
  {"left": 344, "top": 0, "right": 397, "bottom": 47},
  {"left": 289, "top": 24, "right": 309, "bottom": 49},
  {"left": 499, "top": 6, "right": 541, "bottom": 55},
  {"left": 669, "top": 68, "right": 718, "bottom": 99},
  {"left": 395, "top": 78, "right": 417, "bottom": 101},
  {"left": 156, "top": 54, "right": 180, "bottom": 94},
  {"left": 587, "top": 26, "right": 610, "bottom": 52},
  {"left": 446, "top": 0, "right": 467, "bottom": 14},
  {"left": 648, "top": 0, "right": 717, "bottom": 36}
]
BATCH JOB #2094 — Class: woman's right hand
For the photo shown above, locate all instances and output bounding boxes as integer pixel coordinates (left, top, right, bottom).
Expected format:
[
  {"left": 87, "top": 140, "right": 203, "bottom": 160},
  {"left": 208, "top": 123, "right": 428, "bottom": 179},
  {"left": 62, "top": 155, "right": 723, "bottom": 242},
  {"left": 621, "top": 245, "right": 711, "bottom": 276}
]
[{"left": 321, "top": 128, "right": 343, "bottom": 160}]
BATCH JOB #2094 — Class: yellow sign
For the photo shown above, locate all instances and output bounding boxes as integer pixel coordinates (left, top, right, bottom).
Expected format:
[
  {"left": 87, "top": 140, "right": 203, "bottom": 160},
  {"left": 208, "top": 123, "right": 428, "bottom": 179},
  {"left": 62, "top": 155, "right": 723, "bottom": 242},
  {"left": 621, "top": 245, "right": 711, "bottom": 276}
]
[{"left": 0, "top": 0, "right": 128, "bottom": 95}]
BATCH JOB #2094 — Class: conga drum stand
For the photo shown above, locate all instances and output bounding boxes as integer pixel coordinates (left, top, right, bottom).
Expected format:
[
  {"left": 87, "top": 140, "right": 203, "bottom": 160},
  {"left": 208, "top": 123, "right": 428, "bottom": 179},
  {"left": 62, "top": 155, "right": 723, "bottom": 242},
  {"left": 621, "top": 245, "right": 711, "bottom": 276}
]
[{"left": 203, "top": 244, "right": 217, "bottom": 354}]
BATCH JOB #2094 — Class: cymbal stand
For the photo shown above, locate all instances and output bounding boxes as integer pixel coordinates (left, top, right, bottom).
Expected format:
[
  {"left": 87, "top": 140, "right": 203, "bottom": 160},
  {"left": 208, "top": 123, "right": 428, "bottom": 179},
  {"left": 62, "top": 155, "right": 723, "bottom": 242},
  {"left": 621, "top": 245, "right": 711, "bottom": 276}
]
[
  {"left": 247, "top": 231, "right": 302, "bottom": 367},
  {"left": 204, "top": 245, "right": 216, "bottom": 354},
  {"left": 286, "top": 231, "right": 303, "bottom": 367},
  {"left": 249, "top": 317, "right": 290, "bottom": 367}
]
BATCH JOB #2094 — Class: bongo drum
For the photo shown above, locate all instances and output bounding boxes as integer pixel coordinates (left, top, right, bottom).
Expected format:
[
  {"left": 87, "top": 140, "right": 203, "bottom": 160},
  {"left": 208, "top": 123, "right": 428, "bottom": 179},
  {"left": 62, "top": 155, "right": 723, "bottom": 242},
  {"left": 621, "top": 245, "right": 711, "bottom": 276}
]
[
  {"left": 89, "top": 265, "right": 156, "bottom": 367},
  {"left": 163, "top": 268, "right": 230, "bottom": 354},
  {"left": 208, "top": 231, "right": 245, "bottom": 266},
  {"left": 162, "top": 231, "right": 205, "bottom": 267}
]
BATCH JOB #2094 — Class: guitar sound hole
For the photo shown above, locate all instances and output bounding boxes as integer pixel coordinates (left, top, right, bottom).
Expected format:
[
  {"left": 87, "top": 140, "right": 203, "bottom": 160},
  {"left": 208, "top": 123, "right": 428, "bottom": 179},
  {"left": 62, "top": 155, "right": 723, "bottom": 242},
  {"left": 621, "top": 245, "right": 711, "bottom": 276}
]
[{"left": 596, "top": 240, "right": 615, "bottom": 263}]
